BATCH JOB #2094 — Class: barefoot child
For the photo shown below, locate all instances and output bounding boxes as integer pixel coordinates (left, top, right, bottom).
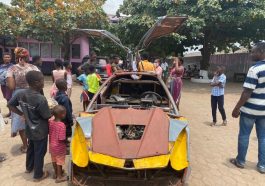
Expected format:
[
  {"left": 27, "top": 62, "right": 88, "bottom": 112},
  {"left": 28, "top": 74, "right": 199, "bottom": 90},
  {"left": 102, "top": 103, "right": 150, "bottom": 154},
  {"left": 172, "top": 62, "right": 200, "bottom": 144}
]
[
  {"left": 55, "top": 79, "right": 73, "bottom": 139},
  {"left": 49, "top": 105, "right": 68, "bottom": 183},
  {"left": 77, "top": 64, "right": 89, "bottom": 111},
  {"left": 8, "top": 71, "right": 50, "bottom": 182}
]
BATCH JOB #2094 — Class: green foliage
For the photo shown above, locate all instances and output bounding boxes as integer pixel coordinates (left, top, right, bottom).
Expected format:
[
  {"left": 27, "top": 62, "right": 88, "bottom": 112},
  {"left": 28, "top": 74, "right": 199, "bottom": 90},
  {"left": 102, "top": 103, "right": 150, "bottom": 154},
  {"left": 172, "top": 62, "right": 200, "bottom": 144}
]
[
  {"left": 9, "top": 0, "right": 107, "bottom": 59},
  {"left": 117, "top": 0, "right": 265, "bottom": 69}
]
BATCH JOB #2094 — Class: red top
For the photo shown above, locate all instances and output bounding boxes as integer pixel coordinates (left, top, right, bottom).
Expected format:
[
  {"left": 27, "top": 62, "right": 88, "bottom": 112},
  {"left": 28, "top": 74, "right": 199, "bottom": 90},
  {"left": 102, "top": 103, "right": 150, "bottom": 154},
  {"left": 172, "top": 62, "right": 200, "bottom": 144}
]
[
  {"left": 106, "top": 64, "right": 112, "bottom": 77},
  {"left": 49, "top": 120, "right": 66, "bottom": 156}
]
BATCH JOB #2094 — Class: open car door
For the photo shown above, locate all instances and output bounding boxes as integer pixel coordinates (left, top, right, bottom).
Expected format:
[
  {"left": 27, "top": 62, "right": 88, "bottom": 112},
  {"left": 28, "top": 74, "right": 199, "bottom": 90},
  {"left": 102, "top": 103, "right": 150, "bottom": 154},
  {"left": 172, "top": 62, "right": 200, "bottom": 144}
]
[
  {"left": 137, "top": 16, "right": 188, "bottom": 50},
  {"left": 73, "top": 29, "right": 131, "bottom": 53}
]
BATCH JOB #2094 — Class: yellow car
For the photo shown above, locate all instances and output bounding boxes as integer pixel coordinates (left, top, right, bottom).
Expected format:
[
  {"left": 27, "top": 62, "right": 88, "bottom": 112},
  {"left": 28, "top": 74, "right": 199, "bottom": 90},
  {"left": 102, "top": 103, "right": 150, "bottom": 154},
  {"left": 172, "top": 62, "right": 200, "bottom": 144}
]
[{"left": 69, "top": 16, "right": 189, "bottom": 186}]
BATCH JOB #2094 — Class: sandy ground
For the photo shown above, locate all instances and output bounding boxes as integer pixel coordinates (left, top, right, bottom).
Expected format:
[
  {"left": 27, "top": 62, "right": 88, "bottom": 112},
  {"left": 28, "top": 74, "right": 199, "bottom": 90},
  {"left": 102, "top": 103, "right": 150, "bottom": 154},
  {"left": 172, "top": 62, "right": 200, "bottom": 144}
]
[{"left": 0, "top": 79, "right": 264, "bottom": 186}]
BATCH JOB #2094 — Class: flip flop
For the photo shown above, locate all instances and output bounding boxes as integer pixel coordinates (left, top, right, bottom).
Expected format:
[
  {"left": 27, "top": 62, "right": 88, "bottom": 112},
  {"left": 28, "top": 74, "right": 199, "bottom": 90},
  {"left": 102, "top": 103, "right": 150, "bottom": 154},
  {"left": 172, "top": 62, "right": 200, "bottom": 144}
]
[
  {"left": 230, "top": 158, "right": 244, "bottom": 169},
  {"left": 55, "top": 176, "right": 68, "bottom": 183},
  {"left": 34, "top": 171, "right": 49, "bottom": 182},
  {"left": 25, "top": 169, "right": 32, "bottom": 174}
]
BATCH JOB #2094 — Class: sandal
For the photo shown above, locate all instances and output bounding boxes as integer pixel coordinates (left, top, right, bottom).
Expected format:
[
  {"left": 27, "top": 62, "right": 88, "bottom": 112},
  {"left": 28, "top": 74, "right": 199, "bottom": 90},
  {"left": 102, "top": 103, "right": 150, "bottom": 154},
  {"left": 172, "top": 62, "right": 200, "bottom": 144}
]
[
  {"left": 34, "top": 171, "right": 49, "bottom": 182},
  {"left": 55, "top": 176, "right": 68, "bottom": 183},
  {"left": 25, "top": 169, "right": 32, "bottom": 173},
  {"left": 230, "top": 158, "right": 244, "bottom": 169},
  {"left": 0, "top": 156, "right": 6, "bottom": 162}
]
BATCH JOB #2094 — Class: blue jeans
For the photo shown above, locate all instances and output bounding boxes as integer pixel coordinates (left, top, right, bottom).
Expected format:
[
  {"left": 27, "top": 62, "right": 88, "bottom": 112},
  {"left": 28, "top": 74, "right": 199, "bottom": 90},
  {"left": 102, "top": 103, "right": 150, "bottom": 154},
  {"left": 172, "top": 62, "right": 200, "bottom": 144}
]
[{"left": 236, "top": 115, "right": 265, "bottom": 167}]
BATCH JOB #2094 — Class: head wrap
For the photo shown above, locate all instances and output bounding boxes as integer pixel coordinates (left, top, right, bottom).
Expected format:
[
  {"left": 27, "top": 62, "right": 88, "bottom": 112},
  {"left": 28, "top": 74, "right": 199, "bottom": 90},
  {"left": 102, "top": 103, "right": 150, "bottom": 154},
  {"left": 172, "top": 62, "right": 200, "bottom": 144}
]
[{"left": 14, "top": 47, "right": 30, "bottom": 58}]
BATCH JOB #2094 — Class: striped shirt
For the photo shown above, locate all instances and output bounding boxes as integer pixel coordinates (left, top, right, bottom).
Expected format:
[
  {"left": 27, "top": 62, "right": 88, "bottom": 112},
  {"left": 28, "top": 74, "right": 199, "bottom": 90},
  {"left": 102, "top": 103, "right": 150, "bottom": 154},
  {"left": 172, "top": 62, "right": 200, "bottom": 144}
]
[
  {"left": 49, "top": 120, "right": 66, "bottom": 156},
  {"left": 241, "top": 61, "right": 265, "bottom": 118}
]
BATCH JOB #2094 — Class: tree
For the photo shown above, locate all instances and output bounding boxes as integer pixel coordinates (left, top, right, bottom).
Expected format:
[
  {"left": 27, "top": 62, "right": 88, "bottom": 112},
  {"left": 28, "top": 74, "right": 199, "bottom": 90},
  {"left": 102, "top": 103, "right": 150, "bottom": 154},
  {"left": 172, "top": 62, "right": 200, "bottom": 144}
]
[
  {"left": 175, "top": 0, "right": 265, "bottom": 70},
  {"left": 0, "top": 3, "right": 16, "bottom": 38},
  {"left": 10, "top": 0, "right": 107, "bottom": 59},
  {"left": 117, "top": 0, "right": 185, "bottom": 57},
  {"left": 118, "top": 0, "right": 265, "bottom": 70}
]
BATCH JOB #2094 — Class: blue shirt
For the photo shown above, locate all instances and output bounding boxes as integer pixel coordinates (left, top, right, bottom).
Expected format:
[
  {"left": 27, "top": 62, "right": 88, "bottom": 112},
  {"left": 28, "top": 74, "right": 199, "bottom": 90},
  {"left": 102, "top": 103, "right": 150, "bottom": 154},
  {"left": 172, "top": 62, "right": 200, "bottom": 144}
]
[
  {"left": 77, "top": 74, "right": 88, "bottom": 90},
  {"left": 241, "top": 61, "right": 265, "bottom": 118},
  {"left": 211, "top": 74, "right": 226, "bottom": 96}
]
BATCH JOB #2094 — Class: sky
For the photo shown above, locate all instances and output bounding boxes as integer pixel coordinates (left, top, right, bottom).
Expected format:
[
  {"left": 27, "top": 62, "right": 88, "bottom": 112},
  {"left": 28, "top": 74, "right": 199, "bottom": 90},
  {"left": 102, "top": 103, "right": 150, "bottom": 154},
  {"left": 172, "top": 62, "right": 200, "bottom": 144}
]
[{"left": 0, "top": 0, "right": 123, "bottom": 14}]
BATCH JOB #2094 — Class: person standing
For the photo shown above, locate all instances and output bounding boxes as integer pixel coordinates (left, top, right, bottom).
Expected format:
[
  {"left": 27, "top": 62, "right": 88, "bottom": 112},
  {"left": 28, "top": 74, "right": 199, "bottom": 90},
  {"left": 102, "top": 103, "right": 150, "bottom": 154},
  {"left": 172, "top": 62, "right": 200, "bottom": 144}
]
[
  {"left": 111, "top": 55, "right": 122, "bottom": 73},
  {"left": 49, "top": 105, "right": 68, "bottom": 183},
  {"left": 64, "top": 61, "right": 73, "bottom": 98},
  {"left": 8, "top": 71, "right": 50, "bottom": 181},
  {"left": 210, "top": 66, "right": 227, "bottom": 126},
  {"left": 55, "top": 79, "right": 73, "bottom": 139},
  {"left": 154, "top": 58, "right": 163, "bottom": 78},
  {"left": 32, "top": 56, "right": 42, "bottom": 71},
  {"left": 161, "top": 60, "right": 169, "bottom": 82},
  {"left": 50, "top": 59, "right": 67, "bottom": 98},
  {"left": 170, "top": 57, "right": 184, "bottom": 110},
  {"left": 0, "top": 53, "right": 13, "bottom": 117},
  {"left": 6, "top": 47, "right": 39, "bottom": 153},
  {"left": 231, "top": 42, "right": 265, "bottom": 174}
]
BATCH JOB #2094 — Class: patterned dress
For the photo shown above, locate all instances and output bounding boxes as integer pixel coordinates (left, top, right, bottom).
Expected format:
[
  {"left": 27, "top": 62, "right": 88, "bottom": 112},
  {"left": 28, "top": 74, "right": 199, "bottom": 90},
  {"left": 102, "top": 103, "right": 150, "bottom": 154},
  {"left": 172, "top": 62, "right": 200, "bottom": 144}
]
[
  {"left": 170, "top": 66, "right": 184, "bottom": 104},
  {"left": 6, "top": 63, "right": 39, "bottom": 136}
]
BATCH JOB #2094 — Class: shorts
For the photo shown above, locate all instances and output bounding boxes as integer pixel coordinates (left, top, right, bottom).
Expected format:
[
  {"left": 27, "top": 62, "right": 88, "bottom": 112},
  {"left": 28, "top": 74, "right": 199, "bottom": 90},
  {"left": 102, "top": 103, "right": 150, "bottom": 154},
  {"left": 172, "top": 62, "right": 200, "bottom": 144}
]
[
  {"left": 1, "top": 85, "right": 12, "bottom": 101},
  {"left": 88, "top": 92, "right": 95, "bottom": 100},
  {"left": 51, "top": 154, "right": 65, "bottom": 166}
]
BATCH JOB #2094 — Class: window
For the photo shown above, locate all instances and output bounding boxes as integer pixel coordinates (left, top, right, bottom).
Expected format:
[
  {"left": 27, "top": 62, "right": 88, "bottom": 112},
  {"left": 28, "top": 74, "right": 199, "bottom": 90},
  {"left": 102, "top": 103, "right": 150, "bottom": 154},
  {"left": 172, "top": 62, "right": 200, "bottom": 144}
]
[
  {"left": 40, "top": 43, "right": 51, "bottom": 58},
  {"left": 71, "top": 44, "right": 80, "bottom": 59},
  {"left": 18, "top": 42, "right": 29, "bottom": 50},
  {"left": 29, "top": 43, "right": 39, "bottom": 57},
  {"left": 52, "top": 44, "right": 61, "bottom": 58}
]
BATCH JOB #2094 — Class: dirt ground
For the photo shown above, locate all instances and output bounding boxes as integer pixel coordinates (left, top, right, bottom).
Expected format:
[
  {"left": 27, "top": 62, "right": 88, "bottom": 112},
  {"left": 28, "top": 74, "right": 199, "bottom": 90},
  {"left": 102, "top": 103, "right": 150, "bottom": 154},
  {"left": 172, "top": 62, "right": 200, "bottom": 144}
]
[{"left": 0, "top": 79, "right": 264, "bottom": 186}]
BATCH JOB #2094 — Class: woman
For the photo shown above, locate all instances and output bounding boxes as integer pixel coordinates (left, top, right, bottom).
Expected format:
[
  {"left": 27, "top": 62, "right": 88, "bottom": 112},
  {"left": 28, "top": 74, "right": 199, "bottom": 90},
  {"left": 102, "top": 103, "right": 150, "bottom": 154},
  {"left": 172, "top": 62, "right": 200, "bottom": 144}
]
[
  {"left": 50, "top": 59, "right": 67, "bottom": 98},
  {"left": 170, "top": 57, "right": 184, "bottom": 110},
  {"left": 6, "top": 47, "right": 39, "bottom": 153}
]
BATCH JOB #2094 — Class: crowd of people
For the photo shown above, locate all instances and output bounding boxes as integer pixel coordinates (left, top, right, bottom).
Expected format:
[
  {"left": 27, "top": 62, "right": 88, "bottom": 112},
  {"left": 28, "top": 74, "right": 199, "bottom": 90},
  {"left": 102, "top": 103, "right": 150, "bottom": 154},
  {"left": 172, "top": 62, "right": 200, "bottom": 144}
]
[
  {"left": 0, "top": 48, "right": 185, "bottom": 183},
  {"left": 0, "top": 42, "right": 264, "bottom": 184}
]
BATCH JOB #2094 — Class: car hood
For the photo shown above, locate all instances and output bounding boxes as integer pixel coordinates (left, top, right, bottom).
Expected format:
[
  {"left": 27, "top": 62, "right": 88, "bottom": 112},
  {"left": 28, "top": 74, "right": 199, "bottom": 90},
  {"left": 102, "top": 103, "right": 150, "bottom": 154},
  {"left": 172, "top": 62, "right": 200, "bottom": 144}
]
[{"left": 91, "top": 107, "right": 169, "bottom": 159}]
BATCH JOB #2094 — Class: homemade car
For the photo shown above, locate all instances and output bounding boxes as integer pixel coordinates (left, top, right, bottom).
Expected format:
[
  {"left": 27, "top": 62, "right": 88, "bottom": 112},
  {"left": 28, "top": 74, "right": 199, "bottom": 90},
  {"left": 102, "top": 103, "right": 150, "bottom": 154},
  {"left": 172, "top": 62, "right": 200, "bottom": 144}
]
[{"left": 69, "top": 16, "right": 190, "bottom": 186}]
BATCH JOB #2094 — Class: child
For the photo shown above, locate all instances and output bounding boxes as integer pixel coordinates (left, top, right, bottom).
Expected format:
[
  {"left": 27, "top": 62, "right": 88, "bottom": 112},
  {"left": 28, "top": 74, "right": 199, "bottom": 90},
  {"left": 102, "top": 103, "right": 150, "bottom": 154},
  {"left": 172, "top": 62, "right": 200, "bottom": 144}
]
[
  {"left": 210, "top": 66, "right": 227, "bottom": 126},
  {"left": 8, "top": 71, "right": 50, "bottom": 182},
  {"left": 54, "top": 79, "right": 73, "bottom": 138},
  {"left": 64, "top": 61, "right": 72, "bottom": 98},
  {"left": 50, "top": 59, "right": 67, "bottom": 98},
  {"left": 77, "top": 64, "right": 89, "bottom": 111},
  {"left": 49, "top": 105, "right": 68, "bottom": 183},
  {"left": 87, "top": 65, "right": 101, "bottom": 100}
]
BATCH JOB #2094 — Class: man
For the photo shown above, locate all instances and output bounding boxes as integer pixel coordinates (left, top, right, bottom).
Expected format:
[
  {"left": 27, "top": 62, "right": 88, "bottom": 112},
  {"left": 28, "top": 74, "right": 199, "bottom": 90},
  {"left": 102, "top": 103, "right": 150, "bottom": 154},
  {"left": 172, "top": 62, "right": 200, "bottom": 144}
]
[
  {"left": 210, "top": 66, "right": 227, "bottom": 126},
  {"left": 231, "top": 42, "right": 265, "bottom": 174},
  {"left": 138, "top": 53, "right": 155, "bottom": 72},
  {"left": 8, "top": 71, "right": 51, "bottom": 181},
  {"left": 0, "top": 53, "right": 13, "bottom": 117},
  {"left": 78, "top": 51, "right": 98, "bottom": 73}
]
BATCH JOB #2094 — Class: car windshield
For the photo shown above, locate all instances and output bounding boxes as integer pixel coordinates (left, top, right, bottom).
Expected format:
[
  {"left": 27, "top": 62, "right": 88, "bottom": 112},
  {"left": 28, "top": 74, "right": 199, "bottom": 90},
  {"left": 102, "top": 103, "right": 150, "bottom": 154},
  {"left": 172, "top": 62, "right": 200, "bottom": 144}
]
[{"left": 88, "top": 74, "right": 175, "bottom": 113}]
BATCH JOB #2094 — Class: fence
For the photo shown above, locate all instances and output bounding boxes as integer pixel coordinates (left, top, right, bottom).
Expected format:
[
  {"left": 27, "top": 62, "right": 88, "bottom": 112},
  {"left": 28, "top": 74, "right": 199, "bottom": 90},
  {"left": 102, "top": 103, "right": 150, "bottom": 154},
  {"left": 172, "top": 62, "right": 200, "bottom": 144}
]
[{"left": 184, "top": 53, "right": 254, "bottom": 80}]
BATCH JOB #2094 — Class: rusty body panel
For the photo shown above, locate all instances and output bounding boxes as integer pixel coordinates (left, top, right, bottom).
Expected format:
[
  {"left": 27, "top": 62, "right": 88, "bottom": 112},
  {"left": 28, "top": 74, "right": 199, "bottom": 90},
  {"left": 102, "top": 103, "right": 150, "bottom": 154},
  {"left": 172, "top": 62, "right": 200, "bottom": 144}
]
[{"left": 92, "top": 107, "right": 169, "bottom": 159}]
